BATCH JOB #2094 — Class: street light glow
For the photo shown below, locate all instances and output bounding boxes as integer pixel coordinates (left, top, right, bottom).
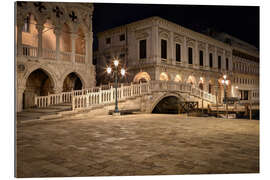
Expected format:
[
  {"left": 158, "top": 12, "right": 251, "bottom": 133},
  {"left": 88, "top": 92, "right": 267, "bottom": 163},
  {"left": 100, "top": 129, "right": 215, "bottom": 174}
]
[
  {"left": 223, "top": 75, "right": 227, "bottom": 79},
  {"left": 221, "top": 79, "right": 225, "bottom": 84},
  {"left": 113, "top": 59, "right": 119, "bottom": 67},
  {"left": 106, "top": 67, "right": 112, "bottom": 74},
  {"left": 121, "top": 68, "right": 126, "bottom": 76}
]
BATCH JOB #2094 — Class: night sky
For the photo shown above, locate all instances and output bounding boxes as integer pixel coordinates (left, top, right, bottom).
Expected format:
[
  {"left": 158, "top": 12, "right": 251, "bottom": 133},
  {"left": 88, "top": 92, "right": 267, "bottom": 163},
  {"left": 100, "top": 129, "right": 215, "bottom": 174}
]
[{"left": 92, "top": 3, "right": 259, "bottom": 50}]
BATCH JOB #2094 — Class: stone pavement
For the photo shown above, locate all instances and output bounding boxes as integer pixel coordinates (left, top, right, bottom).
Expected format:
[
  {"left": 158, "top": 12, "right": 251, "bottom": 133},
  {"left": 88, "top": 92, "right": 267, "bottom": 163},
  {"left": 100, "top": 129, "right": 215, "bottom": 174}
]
[{"left": 16, "top": 114, "right": 259, "bottom": 177}]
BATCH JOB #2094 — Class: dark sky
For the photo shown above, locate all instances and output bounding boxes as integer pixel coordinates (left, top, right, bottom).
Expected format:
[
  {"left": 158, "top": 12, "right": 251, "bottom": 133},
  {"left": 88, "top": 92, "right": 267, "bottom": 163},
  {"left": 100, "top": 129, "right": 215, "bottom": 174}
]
[{"left": 92, "top": 3, "right": 259, "bottom": 50}]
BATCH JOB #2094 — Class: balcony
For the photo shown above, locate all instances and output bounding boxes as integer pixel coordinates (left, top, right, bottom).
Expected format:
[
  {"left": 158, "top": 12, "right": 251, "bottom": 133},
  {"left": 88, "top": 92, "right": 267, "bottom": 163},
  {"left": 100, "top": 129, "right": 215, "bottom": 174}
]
[{"left": 19, "top": 44, "right": 86, "bottom": 64}]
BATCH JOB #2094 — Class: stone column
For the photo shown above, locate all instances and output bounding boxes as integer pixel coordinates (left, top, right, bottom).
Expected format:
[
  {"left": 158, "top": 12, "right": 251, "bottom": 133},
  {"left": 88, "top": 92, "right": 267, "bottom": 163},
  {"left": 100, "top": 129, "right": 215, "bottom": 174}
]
[
  {"left": 71, "top": 33, "right": 77, "bottom": 63},
  {"left": 214, "top": 46, "right": 218, "bottom": 70},
  {"left": 229, "top": 51, "right": 233, "bottom": 72},
  {"left": 16, "top": 86, "right": 25, "bottom": 112},
  {"left": 155, "top": 67, "right": 160, "bottom": 81},
  {"left": 205, "top": 43, "right": 209, "bottom": 68},
  {"left": 183, "top": 36, "right": 187, "bottom": 65},
  {"left": 85, "top": 32, "right": 93, "bottom": 65},
  {"left": 16, "top": 22, "right": 23, "bottom": 56},
  {"left": 152, "top": 24, "right": 159, "bottom": 64},
  {"left": 37, "top": 25, "right": 44, "bottom": 57},
  {"left": 84, "top": 33, "right": 89, "bottom": 65},
  {"left": 54, "top": 28, "right": 61, "bottom": 61},
  {"left": 223, "top": 49, "right": 226, "bottom": 71},
  {"left": 194, "top": 40, "right": 198, "bottom": 67},
  {"left": 169, "top": 31, "right": 175, "bottom": 65}
]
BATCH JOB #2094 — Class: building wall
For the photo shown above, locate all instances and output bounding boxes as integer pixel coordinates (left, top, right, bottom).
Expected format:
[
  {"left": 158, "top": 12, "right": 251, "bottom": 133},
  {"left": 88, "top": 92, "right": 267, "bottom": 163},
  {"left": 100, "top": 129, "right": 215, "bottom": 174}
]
[
  {"left": 16, "top": 2, "right": 95, "bottom": 112},
  {"left": 95, "top": 16, "right": 238, "bottom": 104}
]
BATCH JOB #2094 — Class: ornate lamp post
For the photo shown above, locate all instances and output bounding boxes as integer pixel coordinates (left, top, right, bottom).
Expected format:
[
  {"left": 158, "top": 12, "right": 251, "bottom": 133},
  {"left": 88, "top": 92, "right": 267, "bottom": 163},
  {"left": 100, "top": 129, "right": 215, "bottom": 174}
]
[
  {"left": 221, "top": 74, "right": 229, "bottom": 118},
  {"left": 106, "top": 59, "right": 126, "bottom": 115}
]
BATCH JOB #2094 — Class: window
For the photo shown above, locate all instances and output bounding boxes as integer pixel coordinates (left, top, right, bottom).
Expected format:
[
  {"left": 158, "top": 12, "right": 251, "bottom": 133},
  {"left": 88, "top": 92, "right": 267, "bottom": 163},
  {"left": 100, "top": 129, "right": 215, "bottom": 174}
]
[
  {"left": 119, "top": 53, "right": 125, "bottom": 58},
  {"left": 218, "top": 56, "right": 221, "bottom": 69},
  {"left": 93, "top": 58, "right": 97, "bottom": 65},
  {"left": 209, "top": 53, "right": 213, "bottom": 68},
  {"left": 176, "top": 44, "right": 181, "bottom": 62},
  {"left": 120, "top": 34, "right": 125, "bottom": 41},
  {"left": 23, "top": 15, "right": 30, "bottom": 33},
  {"left": 226, "top": 58, "right": 229, "bottom": 70},
  {"left": 139, "top": 39, "right": 146, "bottom": 59},
  {"left": 199, "top": 50, "right": 203, "bottom": 66},
  {"left": 208, "top": 84, "right": 212, "bottom": 94},
  {"left": 161, "top": 39, "right": 167, "bottom": 59},
  {"left": 188, "top": 47, "right": 193, "bottom": 64},
  {"left": 106, "top": 37, "right": 111, "bottom": 44}
]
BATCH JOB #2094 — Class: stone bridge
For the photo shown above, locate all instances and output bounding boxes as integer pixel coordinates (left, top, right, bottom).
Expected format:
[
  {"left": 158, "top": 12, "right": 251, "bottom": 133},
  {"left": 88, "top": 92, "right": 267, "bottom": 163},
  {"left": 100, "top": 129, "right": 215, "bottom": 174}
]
[{"left": 34, "top": 80, "right": 216, "bottom": 115}]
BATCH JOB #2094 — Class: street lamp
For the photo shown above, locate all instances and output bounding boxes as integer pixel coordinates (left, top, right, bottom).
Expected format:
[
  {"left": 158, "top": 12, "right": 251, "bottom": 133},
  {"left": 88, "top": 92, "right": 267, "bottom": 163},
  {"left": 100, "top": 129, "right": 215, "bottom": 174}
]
[
  {"left": 106, "top": 59, "right": 126, "bottom": 115},
  {"left": 221, "top": 75, "right": 229, "bottom": 118}
]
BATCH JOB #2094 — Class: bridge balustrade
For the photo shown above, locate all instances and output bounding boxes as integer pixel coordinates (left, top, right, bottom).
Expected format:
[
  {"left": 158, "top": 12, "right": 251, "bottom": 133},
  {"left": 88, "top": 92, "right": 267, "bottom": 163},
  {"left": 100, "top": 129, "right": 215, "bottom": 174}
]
[{"left": 34, "top": 80, "right": 216, "bottom": 110}]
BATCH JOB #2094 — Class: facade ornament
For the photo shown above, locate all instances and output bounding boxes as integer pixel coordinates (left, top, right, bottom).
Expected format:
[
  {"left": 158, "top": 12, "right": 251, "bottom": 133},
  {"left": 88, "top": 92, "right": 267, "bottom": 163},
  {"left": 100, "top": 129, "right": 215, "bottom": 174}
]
[
  {"left": 174, "top": 34, "right": 184, "bottom": 43},
  {"left": 34, "top": 2, "right": 47, "bottom": 13},
  {"left": 69, "top": 11, "right": 78, "bottom": 22},
  {"left": 53, "top": 6, "right": 63, "bottom": 18}
]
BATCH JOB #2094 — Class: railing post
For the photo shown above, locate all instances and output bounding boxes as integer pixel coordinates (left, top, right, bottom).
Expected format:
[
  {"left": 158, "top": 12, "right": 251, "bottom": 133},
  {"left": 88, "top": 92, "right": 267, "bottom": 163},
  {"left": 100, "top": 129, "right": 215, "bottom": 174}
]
[
  {"left": 110, "top": 86, "right": 114, "bottom": 102},
  {"left": 99, "top": 87, "right": 102, "bottom": 104},
  {"left": 130, "top": 82, "right": 133, "bottom": 97},
  {"left": 139, "top": 81, "right": 142, "bottom": 95},
  {"left": 34, "top": 95, "right": 37, "bottom": 107},
  {"left": 121, "top": 83, "right": 123, "bottom": 99},
  {"left": 48, "top": 95, "right": 51, "bottom": 106}
]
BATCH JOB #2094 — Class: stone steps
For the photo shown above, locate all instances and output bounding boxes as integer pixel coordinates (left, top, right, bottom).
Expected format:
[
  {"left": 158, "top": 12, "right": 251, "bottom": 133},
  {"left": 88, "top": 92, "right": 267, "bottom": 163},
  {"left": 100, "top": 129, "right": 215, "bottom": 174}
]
[{"left": 17, "top": 103, "right": 74, "bottom": 122}]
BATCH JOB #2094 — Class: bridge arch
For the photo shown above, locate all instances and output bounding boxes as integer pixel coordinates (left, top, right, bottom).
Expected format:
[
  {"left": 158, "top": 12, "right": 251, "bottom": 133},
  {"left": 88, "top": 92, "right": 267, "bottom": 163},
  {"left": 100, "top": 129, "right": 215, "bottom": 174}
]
[{"left": 150, "top": 92, "right": 186, "bottom": 114}]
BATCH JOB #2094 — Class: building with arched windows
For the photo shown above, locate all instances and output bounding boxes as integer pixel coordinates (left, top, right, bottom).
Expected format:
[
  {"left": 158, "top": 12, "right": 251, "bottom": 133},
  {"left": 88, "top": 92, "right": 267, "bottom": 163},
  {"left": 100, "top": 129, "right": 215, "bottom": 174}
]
[
  {"left": 94, "top": 16, "right": 259, "bottom": 105},
  {"left": 16, "top": 2, "right": 95, "bottom": 112}
]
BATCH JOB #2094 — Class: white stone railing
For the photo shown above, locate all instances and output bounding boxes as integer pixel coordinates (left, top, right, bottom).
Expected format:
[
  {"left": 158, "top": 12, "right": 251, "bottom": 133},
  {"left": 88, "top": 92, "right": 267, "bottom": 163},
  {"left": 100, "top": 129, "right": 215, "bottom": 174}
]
[
  {"left": 72, "top": 81, "right": 216, "bottom": 110},
  {"left": 43, "top": 48, "right": 56, "bottom": 60},
  {"left": 34, "top": 86, "right": 104, "bottom": 108},
  {"left": 75, "top": 53, "right": 85, "bottom": 64},
  {"left": 60, "top": 51, "right": 72, "bottom": 62},
  {"left": 34, "top": 81, "right": 216, "bottom": 110},
  {"left": 72, "top": 83, "right": 151, "bottom": 110},
  {"left": 148, "top": 80, "right": 216, "bottom": 103},
  {"left": 22, "top": 44, "right": 38, "bottom": 57}
]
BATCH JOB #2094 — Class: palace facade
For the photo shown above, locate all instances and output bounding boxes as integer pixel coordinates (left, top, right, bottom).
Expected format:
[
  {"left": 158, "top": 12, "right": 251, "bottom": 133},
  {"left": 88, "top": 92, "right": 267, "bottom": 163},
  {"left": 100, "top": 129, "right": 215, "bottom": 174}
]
[
  {"left": 95, "top": 16, "right": 259, "bottom": 105},
  {"left": 16, "top": 2, "right": 95, "bottom": 112}
]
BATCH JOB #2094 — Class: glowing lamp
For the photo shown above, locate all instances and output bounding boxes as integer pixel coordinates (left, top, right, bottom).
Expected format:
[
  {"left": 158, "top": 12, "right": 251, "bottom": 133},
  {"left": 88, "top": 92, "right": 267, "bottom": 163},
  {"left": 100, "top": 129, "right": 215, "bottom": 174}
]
[{"left": 106, "top": 67, "right": 112, "bottom": 74}]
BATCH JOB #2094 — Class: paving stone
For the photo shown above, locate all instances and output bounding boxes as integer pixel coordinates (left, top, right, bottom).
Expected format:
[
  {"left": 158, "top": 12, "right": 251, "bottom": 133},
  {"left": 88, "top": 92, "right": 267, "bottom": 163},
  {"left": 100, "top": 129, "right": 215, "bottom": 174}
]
[{"left": 16, "top": 114, "right": 259, "bottom": 177}]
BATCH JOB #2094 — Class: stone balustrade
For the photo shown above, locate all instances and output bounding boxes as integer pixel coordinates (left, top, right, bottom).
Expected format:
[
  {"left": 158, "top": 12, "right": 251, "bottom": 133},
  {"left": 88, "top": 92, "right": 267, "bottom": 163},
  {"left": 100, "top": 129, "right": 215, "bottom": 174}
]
[
  {"left": 60, "top": 51, "right": 72, "bottom": 62},
  {"left": 72, "top": 81, "right": 216, "bottom": 110},
  {"left": 20, "top": 44, "right": 86, "bottom": 63},
  {"left": 75, "top": 54, "right": 85, "bottom": 64},
  {"left": 22, "top": 44, "right": 38, "bottom": 57},
  {"left": 34, "top": 80, "right": 216, "bottom": 110},
  {"left": 43, "top": 48, "right": 56, "bottom": 60}
]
